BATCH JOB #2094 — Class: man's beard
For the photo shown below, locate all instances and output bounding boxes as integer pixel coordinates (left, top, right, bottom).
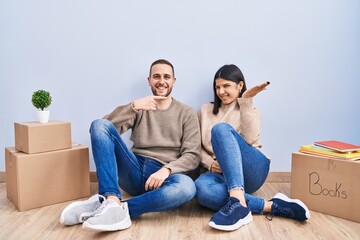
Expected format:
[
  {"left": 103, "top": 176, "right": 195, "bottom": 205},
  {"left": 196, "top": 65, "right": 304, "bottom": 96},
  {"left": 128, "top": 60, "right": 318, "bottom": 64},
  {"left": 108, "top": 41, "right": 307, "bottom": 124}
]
[{"left": 151, "top": 83, "right": 173, "bottom": 97}]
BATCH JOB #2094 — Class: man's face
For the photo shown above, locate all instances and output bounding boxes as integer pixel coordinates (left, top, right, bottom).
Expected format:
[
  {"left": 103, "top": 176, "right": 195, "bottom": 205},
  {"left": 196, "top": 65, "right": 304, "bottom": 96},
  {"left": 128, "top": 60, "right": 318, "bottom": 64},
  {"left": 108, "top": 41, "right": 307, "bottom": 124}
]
[{"left": 148, "top": 64, "right": 176, "bottom": 97}]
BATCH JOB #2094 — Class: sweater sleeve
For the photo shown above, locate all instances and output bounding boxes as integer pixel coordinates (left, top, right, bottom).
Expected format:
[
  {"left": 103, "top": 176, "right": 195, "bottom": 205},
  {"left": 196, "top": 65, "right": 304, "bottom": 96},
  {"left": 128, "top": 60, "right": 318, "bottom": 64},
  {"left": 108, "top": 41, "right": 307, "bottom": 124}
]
[
  {"left": 200, "top": 146, "right": 215, "bottom": 171},
  {"left": 103, "top": 102, "right": 137, "bottom": 134},
  {"left": 238, "top": 98, "right": 262, "bottom": 147}
]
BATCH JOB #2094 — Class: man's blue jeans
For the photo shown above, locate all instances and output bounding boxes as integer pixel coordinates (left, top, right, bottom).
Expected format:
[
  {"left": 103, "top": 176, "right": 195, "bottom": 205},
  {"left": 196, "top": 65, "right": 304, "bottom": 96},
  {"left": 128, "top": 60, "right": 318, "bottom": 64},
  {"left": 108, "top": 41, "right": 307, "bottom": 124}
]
[
  {"left": 195, "top": 123, "right": 270, "bottom": 213},
  {"left": 90, "top": 119, "right": 196, "bottom": 218}
]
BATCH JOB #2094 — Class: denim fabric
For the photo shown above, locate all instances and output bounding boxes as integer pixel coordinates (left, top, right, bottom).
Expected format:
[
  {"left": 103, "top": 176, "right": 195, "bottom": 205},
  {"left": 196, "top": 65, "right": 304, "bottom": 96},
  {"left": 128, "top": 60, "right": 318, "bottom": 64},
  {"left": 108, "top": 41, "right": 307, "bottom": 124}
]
[
  {"left": 195, "top": 123, "right": 269, "bottom": 213},
  {"left": 90, "top": 119, "right": 196, "bottom": 218}
]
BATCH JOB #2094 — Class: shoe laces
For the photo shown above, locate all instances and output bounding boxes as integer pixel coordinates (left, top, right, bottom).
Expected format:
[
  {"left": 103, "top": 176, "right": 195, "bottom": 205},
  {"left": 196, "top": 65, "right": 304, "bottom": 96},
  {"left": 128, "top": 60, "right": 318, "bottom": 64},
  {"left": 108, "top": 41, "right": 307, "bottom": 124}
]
[
  {"left": 92, "top": 200, "right": 112, "bottom": 216},
  {"left": 88, "top": 195, "right": 111, "bottom": 217},
  {"left": 266, "top": 203, "right": 293, "bottom": 220},
  {"left": 221, "top": 198, "right": 239, "bottom": 214},
  {"left": 221, "top": 201, "right": 232, "bottom": 214},
  {"left": 265, "top": 212, "right": 274, "bottom": 221},
  {"left": 79, "top": 195, "right": 106, "bottom": 222}
]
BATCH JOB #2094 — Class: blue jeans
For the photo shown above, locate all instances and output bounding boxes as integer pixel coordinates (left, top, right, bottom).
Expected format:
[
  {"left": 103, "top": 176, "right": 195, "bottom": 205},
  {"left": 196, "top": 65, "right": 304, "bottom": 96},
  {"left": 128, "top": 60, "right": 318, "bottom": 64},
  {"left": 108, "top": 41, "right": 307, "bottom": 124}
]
[
  {"left": 90, "top": 119, "right": 196, "bottom": 218},
  {"left": 195, "top": 123, "right": 269, "bottom": 213}
]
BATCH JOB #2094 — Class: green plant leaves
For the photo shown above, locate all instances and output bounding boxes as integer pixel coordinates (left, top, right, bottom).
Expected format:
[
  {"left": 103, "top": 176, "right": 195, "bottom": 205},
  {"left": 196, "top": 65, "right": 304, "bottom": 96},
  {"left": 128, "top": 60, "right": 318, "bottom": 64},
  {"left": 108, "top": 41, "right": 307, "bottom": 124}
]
[{"left": 31, "top": 90, "right": 52, "bottom": 111}]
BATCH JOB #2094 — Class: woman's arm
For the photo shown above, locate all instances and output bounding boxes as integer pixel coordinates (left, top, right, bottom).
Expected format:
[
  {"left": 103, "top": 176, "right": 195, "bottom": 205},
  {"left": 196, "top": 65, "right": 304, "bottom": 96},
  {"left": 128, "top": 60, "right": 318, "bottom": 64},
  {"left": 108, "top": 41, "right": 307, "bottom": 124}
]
[{"left": 238, "top": 81, "right": 270, "bottom": 146}]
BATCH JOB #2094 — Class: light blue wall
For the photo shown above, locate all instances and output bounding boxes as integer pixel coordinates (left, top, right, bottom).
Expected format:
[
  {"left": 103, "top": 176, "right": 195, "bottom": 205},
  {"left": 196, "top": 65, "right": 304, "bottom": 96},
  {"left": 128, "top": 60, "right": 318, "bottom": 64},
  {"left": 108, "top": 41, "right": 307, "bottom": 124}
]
[{"left": 1, "top": 1, "right": 359, "bottom": 172}]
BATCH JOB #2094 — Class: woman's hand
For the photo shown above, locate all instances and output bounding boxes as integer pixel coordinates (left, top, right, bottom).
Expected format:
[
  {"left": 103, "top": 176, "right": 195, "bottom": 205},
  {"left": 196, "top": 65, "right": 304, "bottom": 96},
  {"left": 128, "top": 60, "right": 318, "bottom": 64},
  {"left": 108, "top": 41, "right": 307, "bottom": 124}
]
[
  {"left": 210, "top": 161, "right": 222, "bottom": 173},
  {"left": 242, "top": 81, "right": 270, "bottom": 98}
]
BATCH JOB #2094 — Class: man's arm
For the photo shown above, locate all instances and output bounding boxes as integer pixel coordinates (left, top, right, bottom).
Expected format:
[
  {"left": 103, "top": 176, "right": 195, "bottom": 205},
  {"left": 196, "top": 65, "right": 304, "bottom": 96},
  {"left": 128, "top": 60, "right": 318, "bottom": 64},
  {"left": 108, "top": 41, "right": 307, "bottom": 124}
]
[
  {"left": 105, "top": 96, "right": 168, "bottom": 134},
  {"left": 104, "top": 103, "right": 137, "bottom": 134},
  {"left": 133, "top": 96, "right": 167, "bottom": 111}
]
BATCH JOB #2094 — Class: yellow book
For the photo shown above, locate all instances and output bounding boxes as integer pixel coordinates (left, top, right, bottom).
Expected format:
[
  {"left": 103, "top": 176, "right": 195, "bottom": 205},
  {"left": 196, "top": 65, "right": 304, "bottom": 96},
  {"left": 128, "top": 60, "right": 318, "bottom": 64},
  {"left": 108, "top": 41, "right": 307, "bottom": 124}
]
[{"left": 299, "top": 144, "right": 360, "bottom": 161}]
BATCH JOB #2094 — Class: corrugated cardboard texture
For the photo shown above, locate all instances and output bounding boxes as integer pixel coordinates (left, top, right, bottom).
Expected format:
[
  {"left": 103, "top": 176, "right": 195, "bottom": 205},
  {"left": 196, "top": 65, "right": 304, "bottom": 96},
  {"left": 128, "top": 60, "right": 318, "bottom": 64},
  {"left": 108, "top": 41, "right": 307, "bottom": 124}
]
[
  {"left": 14, "top": 121, "right": 72, "bottom": 154},
  {"left": 291, "top": 152, "right": 360, "bottom": 222},
  {"left": 5, "top": 145, "right": 90, "bottom": 211}
]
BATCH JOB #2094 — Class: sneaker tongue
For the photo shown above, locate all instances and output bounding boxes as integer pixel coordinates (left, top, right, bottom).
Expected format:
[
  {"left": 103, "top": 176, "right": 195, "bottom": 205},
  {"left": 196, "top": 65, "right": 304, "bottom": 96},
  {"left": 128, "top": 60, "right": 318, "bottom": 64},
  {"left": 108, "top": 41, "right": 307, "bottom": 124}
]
[
  {"left": 107, "top": 199, "right": 117, "bottom": 203},
  {"left": 92, "top": 199, "right": 119, "bottom": 216}
]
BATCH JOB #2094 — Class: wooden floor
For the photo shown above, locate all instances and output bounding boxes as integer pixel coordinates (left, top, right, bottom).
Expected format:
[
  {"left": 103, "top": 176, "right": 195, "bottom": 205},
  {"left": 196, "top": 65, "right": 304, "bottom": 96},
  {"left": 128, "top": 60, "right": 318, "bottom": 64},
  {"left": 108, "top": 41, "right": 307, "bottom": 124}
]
[{"left": 1, "top": 182, "right": 359, "bottom": 240}]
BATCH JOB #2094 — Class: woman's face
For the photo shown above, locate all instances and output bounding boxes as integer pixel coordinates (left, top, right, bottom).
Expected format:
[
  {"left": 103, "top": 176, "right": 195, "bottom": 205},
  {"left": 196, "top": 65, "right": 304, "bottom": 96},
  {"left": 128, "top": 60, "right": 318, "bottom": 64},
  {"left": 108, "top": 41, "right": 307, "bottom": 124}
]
[{"left": 215, "top": 78, "right": 243, "bottom": 105}]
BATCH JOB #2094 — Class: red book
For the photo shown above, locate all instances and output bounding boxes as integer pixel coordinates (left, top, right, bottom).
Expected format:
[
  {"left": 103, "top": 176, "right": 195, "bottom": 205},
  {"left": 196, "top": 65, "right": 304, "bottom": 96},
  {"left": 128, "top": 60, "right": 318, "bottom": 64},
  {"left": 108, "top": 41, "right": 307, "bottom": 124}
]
[{"left": 314, "top": 140, "right": 360, "bottom": 153}]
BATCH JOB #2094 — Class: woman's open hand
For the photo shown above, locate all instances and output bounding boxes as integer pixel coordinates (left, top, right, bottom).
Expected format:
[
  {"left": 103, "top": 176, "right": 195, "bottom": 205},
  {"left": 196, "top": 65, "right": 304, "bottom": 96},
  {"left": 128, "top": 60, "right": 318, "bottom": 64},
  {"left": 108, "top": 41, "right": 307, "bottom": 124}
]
[{"left": 242, "top": 81, "right": 270, "bottom": 98}]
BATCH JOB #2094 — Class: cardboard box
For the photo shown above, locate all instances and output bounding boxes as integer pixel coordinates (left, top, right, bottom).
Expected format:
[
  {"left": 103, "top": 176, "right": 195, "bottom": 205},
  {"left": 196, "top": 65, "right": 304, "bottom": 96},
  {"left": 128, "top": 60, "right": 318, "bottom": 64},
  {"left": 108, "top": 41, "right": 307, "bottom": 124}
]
[
  {"left": 14, "top": 121, "right": 72, "bottom": 154},
  {"left": 5, "top": 144, "right": 90, "bottom": 211},
  {"left": 291, "top": 152, "right": 360, "bottom": 222}
]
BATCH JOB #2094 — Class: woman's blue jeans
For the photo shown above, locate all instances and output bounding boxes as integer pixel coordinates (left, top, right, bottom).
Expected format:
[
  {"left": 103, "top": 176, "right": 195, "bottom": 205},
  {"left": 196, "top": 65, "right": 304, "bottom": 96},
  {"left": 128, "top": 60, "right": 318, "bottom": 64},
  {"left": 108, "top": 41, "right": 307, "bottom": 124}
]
[
  {"left": 90, "top": 119, "right": 196, "bottom": 218},
  {"left": 195, "top": 123, "right": 270, "bottom": 213}
]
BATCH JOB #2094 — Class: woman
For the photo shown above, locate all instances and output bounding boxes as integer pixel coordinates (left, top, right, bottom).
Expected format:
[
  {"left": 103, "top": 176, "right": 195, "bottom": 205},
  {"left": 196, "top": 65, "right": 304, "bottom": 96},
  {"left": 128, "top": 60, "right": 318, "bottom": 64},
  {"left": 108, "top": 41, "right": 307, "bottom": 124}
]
[{"left": 195, "top": 64, "right": 310, "bottom": 231}]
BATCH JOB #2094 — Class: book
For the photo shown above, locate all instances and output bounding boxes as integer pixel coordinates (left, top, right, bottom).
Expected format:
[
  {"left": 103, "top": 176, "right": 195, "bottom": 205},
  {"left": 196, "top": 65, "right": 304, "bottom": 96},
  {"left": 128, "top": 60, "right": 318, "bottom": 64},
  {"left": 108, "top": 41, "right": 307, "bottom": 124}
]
[
  {"left": 299, "top": 144, "right": 360, "bottom": 161},
  {"left": 314, "top": 140, "right": 360, "bottom": 153}
]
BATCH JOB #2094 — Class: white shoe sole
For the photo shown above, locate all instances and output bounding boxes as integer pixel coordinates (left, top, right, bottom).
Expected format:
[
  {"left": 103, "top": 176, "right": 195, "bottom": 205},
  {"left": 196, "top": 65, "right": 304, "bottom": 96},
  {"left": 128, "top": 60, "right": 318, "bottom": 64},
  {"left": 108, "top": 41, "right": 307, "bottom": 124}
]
[
  {"left": 59, "top": 195, "right": 99, "bottom": 225},
  {"left": 82, "top": 217, "right": 132, "bottom": 232},
  {"left": 273, "top": 193, "right": 311, "bottom": 219},
  {"left": 208, "top": 211, "right": 253, "bottom": 231}
]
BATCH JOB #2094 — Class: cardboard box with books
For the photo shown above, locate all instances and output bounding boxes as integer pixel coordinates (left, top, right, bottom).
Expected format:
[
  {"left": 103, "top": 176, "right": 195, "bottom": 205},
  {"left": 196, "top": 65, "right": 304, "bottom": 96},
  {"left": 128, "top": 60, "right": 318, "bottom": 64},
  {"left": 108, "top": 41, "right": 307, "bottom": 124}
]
[{"left": 291, "top": 151, "right": 360, "bottom": 222}]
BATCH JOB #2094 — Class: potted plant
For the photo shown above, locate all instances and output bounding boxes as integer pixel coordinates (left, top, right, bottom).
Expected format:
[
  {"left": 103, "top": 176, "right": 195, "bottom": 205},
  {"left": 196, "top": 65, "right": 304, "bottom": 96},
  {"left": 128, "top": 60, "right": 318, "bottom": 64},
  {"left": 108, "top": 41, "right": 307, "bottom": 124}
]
[{"left": 31, "top": 89, "right": 52, "bottom": 123}]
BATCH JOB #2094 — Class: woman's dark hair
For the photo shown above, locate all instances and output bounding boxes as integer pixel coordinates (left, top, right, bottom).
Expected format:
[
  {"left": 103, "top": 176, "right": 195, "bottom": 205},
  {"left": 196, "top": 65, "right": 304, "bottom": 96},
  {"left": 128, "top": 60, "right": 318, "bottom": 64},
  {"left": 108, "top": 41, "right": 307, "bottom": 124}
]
[{"left": 212, "top": 64, "right": 247, "bottom": 114}]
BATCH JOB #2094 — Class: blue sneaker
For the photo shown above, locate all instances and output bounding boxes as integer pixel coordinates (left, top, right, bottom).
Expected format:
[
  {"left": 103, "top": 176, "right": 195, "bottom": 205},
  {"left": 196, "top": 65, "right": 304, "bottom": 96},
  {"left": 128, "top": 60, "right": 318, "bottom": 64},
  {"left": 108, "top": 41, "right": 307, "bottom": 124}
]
[
  {"left": 270, "top": 193, "right": 310, "bottom": 221},
  {"left": 208, "top": 197, "right": 253, "bottom": 231}
]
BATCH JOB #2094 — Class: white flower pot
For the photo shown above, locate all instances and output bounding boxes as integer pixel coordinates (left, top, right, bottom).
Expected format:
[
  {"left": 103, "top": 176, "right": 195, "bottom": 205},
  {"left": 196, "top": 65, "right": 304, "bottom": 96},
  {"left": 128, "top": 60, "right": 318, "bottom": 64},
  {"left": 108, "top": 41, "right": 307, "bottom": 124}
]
[{"left": 37, "top": 110, "right": 50, "bottom": 123}]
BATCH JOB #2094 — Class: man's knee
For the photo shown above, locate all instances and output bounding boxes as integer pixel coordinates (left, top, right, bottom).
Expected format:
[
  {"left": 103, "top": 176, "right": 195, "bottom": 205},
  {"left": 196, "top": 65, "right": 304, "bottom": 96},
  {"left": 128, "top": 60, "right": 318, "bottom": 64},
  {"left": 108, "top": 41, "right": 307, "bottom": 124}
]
[
  {"left": 89, "top": 119, "right": 111, "bottom": 133},
  {"left": 169, "top": 174, "right": 196, "bottom": 201}
]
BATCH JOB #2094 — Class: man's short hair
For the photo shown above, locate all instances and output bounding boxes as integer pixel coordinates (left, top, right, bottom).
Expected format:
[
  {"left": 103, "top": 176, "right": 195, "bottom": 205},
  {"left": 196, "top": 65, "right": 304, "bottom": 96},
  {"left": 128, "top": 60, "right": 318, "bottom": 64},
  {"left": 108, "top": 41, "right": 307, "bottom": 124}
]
[{"left": 149, "top": 59, "right": 175, "bottom": 77}]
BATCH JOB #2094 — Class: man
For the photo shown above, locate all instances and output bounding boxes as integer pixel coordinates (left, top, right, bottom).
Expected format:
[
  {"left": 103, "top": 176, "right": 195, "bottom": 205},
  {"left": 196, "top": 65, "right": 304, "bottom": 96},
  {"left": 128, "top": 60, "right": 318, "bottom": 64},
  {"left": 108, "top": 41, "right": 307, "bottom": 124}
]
[{"left": 60, "top": 59, "right": 201, "bottom": 231}]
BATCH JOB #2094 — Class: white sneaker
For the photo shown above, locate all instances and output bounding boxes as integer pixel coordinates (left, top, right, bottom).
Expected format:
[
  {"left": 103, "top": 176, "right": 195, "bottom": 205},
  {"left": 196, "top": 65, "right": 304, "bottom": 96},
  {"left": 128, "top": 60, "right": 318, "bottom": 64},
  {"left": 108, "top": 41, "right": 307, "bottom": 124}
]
[
  {"left": 60, "top": 194, "right": 104, "bottom": 225},
  {"left": 82, "top": 199, "right": 132, "bottom": 231}
]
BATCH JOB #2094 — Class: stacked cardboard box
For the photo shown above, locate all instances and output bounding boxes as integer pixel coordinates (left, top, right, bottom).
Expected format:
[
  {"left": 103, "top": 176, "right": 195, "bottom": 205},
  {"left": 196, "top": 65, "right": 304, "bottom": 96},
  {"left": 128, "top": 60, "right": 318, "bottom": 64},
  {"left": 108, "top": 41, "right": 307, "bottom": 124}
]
[{"left": 5, "top": 121, "right": 90, "bottom": 211}]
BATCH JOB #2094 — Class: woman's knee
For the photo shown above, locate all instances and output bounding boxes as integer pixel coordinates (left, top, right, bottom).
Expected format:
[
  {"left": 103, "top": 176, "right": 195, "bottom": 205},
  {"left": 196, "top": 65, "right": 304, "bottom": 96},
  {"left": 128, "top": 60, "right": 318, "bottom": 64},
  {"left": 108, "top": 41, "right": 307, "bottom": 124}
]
[
  {"left": 211, "top": 122, "right": 238, "bottom": 142},
  {"left": 211, "top": 122, "right": 246, "bottom": 145},
  {"left": 211, "top": 122, "right": 232, "bottom": 136}
]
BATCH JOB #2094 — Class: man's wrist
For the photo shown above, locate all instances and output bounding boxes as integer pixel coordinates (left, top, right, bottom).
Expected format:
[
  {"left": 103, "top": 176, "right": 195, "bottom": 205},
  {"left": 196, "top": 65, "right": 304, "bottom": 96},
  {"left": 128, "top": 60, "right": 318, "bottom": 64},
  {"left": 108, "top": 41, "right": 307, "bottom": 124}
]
[
  {"left": 131, "top": 101, "right": 138, "bottom": 111},
  {"left": 162, "top": 167, "right": 172, "bottom": 175}
]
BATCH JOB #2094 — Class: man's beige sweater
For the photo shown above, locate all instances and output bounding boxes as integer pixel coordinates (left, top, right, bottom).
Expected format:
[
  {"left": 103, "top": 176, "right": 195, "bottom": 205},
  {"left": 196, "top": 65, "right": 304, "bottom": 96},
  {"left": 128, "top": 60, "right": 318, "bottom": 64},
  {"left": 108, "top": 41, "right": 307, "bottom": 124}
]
[
  {"left": 104, "top": 98, "right": 201, "bottom": 174},
  {"left": 199, "top": 97, "right": 263, "bottom": 170}
]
